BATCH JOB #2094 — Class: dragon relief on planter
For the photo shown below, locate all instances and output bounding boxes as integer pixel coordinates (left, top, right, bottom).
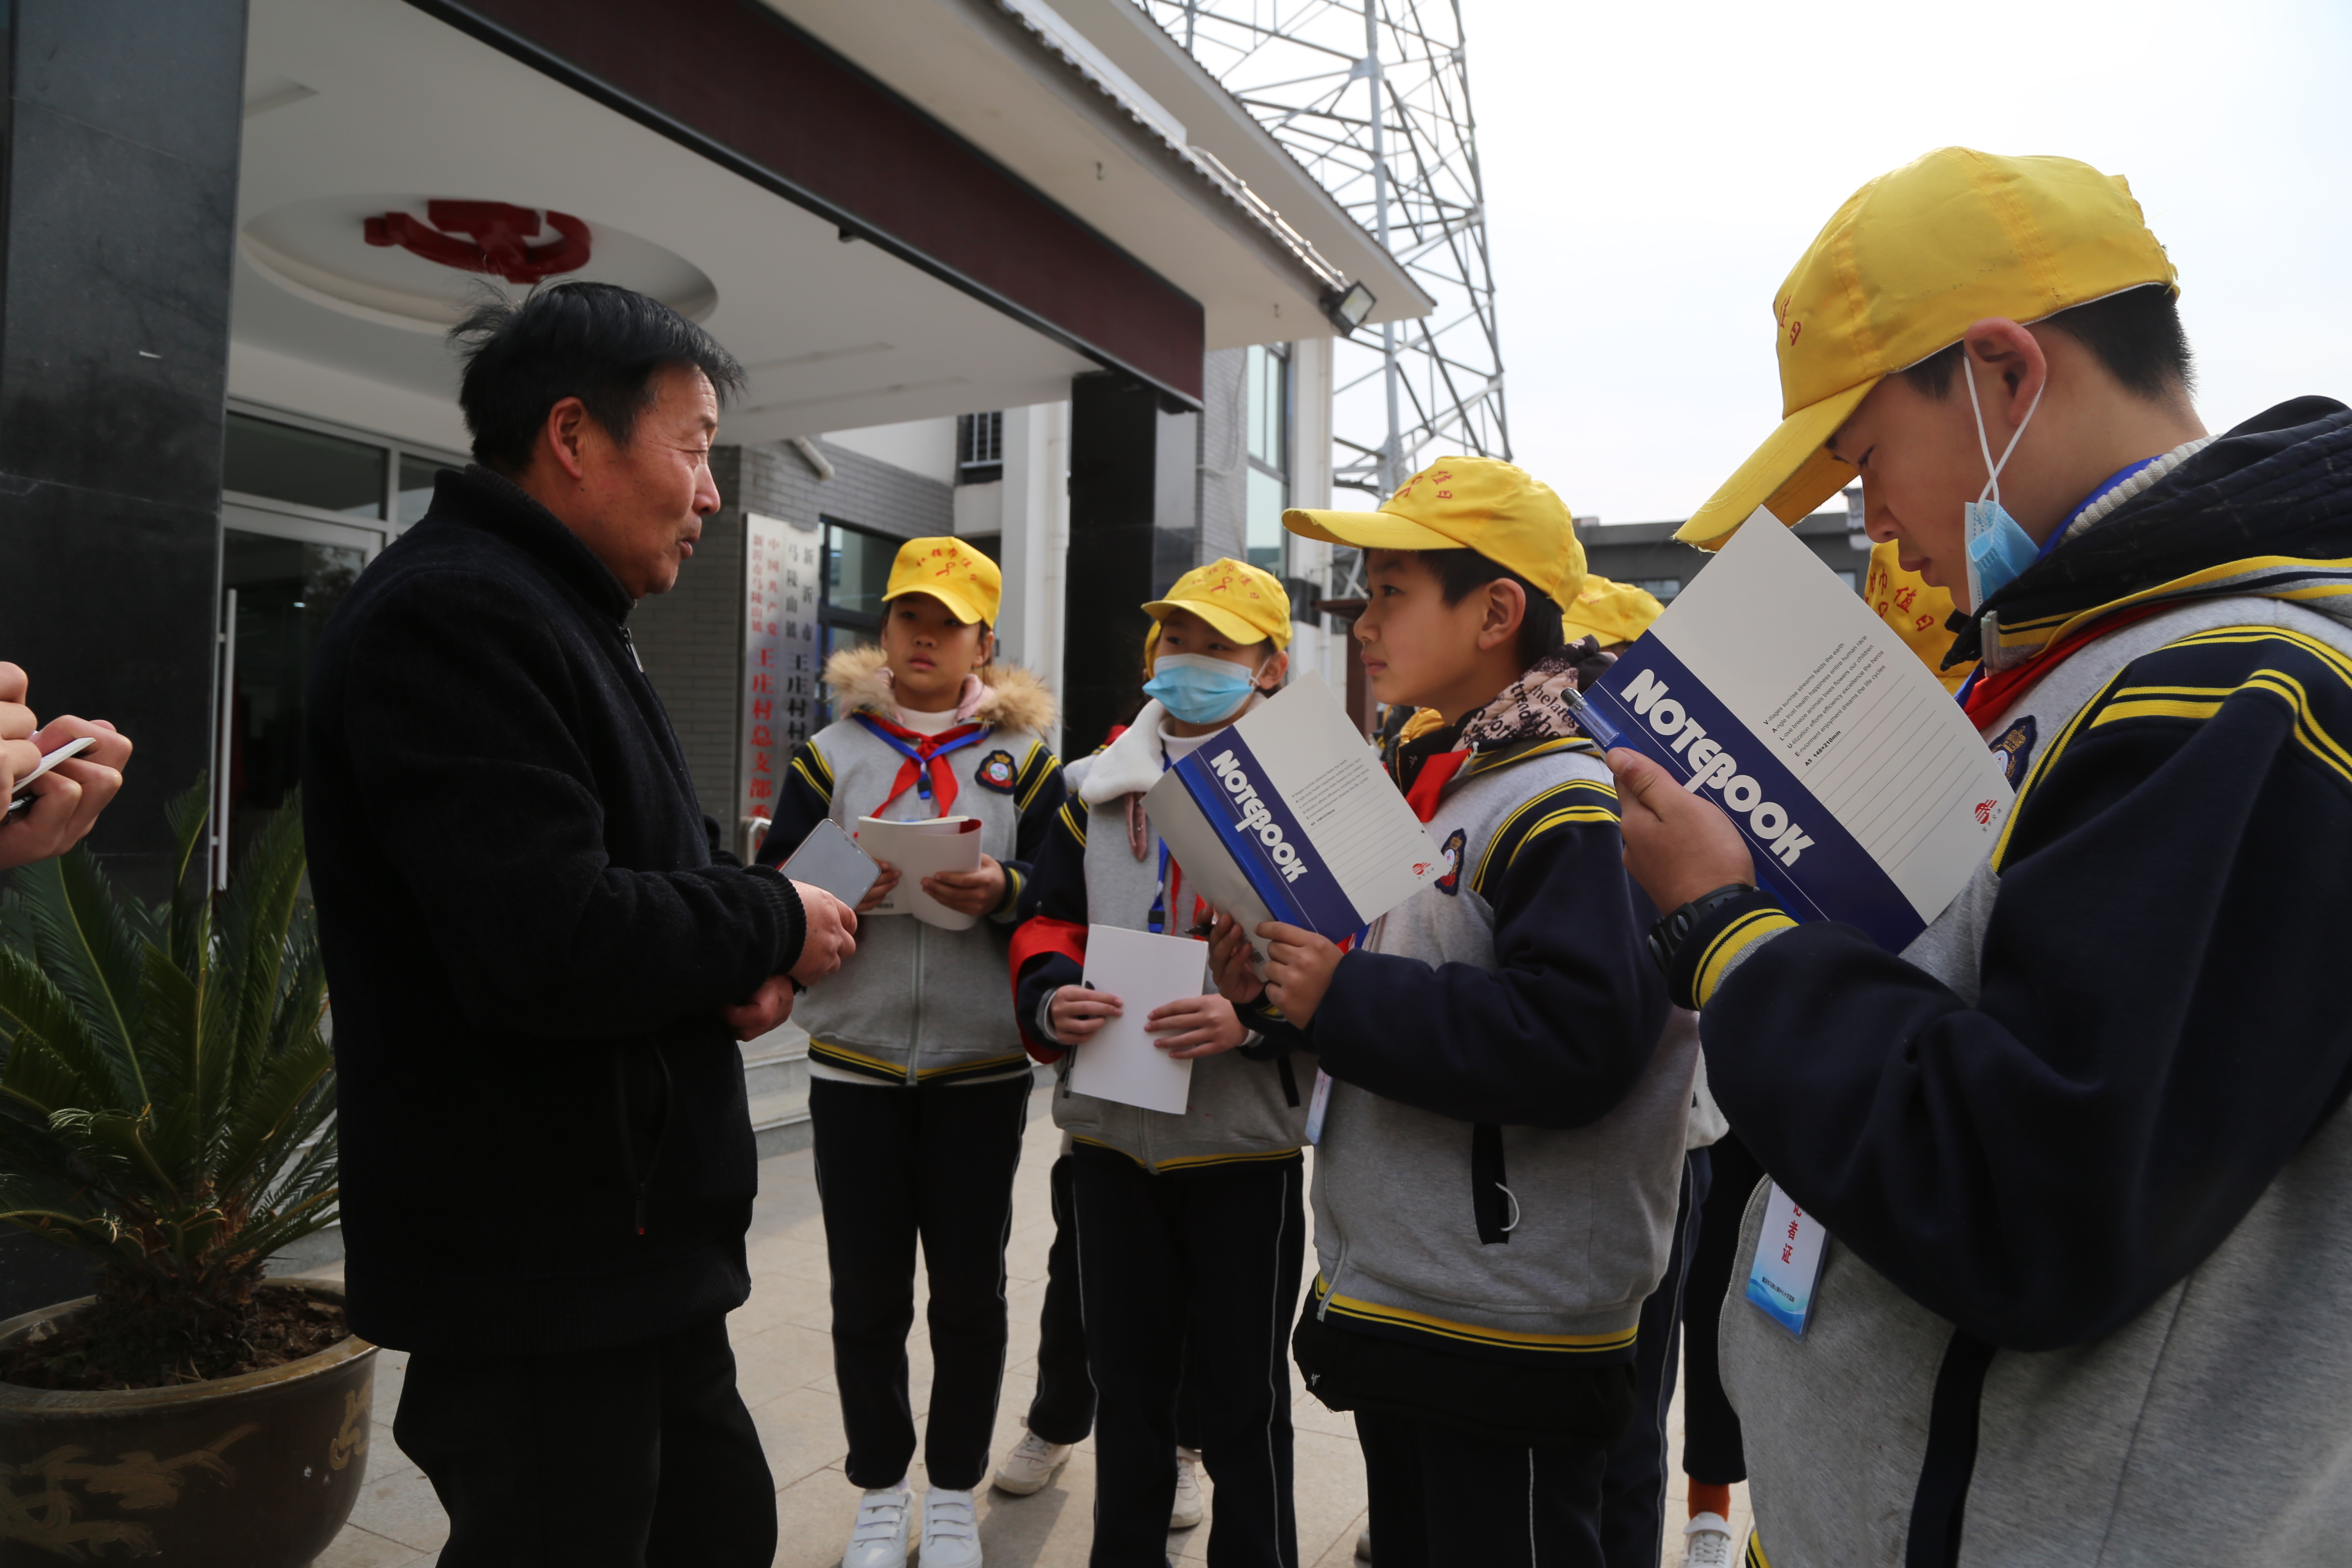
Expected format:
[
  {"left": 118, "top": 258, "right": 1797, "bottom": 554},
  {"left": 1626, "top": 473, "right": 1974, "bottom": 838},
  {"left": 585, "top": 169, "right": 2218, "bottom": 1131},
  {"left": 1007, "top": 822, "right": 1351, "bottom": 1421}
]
[
  {"left": 0, "top": 1422, "right": 257, "bottom": 1559},
  {"left": 327, "top": 1388, "right": 369, "bottom": 1473}
]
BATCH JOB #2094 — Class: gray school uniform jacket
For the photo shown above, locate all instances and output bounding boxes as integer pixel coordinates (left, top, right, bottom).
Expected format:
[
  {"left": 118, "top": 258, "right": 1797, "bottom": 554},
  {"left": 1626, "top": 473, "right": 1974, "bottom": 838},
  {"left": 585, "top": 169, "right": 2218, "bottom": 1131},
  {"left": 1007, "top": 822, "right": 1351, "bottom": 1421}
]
[
  {"left": 1257, "top": 725, "right": 1691, "bottom": 1363},
  {"left": 1011, "top": 702, "right": 1315, "bottom": 1172},
  {"left": 1677, "top": 404, "right": 2352, "bottom": 1565},
  {"left": 756, "top": 645, "right": 1063, "bottom": 1086}
]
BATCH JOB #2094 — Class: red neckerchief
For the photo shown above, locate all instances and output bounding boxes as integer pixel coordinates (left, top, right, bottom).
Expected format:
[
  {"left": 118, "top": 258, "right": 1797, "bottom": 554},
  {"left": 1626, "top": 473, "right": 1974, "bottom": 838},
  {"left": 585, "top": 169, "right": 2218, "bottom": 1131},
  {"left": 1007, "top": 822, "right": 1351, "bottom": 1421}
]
[
  {"left": 855, "top": 713, "right": 987, "bottom": 818},
  {"left": 1403, "top": 750, "right": 1470, "bottom": 824},
  {"left": 1958, "top": 606, "right": 2169, "bottom": 729}
]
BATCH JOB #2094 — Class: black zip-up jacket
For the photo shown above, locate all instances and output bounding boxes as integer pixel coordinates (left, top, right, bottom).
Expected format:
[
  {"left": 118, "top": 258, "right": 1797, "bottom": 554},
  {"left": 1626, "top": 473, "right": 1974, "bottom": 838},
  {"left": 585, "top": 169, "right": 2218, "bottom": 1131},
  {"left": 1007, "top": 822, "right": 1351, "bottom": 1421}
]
[{"left": 304, "top": 466, "right": 805, "bottom": 1356}]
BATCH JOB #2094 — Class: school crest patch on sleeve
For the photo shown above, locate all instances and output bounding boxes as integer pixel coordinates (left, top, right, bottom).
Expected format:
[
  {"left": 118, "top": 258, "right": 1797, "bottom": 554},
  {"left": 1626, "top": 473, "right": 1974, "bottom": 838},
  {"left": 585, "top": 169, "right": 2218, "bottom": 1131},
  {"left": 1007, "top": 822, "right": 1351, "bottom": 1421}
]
[
  {"left": 1989, "top": 715, "right": 2038, "bottom": 788},
  {"left": 975, "top": 748, "right": 1020, "bottom": 793},
  {"left": 1435, "top": 827, "right": 1467, "bottom": 897}
]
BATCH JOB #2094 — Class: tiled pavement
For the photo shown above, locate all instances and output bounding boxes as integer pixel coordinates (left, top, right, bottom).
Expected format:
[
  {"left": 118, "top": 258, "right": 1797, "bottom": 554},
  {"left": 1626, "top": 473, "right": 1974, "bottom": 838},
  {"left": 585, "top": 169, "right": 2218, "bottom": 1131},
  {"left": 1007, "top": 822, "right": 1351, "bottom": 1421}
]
[{"left": 313, "top": 1081, "right": 1751, "bottom": 1567}]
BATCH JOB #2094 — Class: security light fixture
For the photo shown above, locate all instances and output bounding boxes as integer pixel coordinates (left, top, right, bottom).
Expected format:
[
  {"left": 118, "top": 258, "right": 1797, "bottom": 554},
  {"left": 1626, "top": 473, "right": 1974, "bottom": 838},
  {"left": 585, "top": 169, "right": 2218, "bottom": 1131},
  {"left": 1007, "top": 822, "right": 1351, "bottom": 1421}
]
[{"left": 1322, "top": 281, "right": 1376, "bottom": 335}]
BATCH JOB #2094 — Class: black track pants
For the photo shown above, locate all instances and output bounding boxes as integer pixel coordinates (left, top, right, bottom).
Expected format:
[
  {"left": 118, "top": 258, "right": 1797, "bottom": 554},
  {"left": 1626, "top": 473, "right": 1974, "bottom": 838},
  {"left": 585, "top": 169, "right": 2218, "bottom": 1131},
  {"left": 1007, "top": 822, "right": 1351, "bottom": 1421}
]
[
  {"left": 810, "top": 1073, "right": 1032, "bottom": 1491},
  {"left": 1072, "top": 1146, "right": 1304, "bottom": 1568},
  {"left": 1028, "top": 1151, "right": 1205, "bottom": 1450},
  {"left": 1682, "top": 1131, "right": 1764, "bottom": 1487},
  {"left": 1355, "top": 1405, "right": 1610, "bottom": 1568},
  {"left": 1598, "top": 1148, "right": 1709, "bottom": 1568},
  {"left": 397, "top": 1316, "right": 775, "bottom": 1568},
  {"left": 1026, "top": 1152, "right": 1098, "bottom": 1444}
]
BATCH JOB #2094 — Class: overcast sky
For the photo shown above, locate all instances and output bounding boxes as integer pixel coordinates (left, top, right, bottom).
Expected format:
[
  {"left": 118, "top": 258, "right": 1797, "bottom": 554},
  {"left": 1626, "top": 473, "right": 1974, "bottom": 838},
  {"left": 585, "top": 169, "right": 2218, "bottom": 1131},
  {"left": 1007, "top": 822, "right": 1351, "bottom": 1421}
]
[{"left": 1458, "top": 0, "right": 2352, "bottom": 526}]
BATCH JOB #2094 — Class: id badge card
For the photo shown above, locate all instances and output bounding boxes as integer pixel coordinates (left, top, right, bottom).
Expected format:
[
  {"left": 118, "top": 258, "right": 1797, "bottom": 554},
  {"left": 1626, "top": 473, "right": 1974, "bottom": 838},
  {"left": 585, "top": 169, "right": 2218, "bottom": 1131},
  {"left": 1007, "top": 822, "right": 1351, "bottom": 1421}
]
[
  {"left": 1303, "top": 1069, "right": 1335, "bottom": 1145},
  {"left": 1745, "top": 1181, "right": 1829, "bottom": 1337}
]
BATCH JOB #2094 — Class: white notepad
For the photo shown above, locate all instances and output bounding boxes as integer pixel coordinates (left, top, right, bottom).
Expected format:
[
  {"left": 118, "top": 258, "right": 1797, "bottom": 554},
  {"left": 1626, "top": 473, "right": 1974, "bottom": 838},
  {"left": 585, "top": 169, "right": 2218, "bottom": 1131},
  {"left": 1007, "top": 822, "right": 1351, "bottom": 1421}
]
[
  {"left": 1066, "top": 925, "right": 1209, "bottom": 1115},
  {"left": 855, "top": 815, "right": 984, "bottom": 931}
]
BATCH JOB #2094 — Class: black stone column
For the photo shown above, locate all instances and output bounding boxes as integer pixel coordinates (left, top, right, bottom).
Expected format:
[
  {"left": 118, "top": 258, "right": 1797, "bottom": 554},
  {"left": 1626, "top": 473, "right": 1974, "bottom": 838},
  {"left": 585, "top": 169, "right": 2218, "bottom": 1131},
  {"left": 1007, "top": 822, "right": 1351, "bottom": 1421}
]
[
  {"left": 1062, "top": 371, "right": 1198, "bottom": 755},
  {"left": 0, "top": 0, "right": 249, "bottom": 897}
]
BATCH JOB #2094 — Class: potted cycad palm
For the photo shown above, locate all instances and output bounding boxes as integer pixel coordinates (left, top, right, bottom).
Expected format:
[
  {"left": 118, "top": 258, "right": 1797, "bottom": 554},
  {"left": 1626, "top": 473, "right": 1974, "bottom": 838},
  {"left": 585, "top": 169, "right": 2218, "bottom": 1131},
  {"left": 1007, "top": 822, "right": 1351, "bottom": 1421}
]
[{"left": 0, "top": 783, "right": 372, "bottom": 1568}]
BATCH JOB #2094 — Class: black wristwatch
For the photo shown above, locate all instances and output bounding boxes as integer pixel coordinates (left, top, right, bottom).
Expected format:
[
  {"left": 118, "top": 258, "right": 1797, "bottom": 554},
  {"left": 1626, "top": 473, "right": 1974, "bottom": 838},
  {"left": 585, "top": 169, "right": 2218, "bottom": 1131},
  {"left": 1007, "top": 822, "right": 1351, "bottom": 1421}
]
[{"left": 1646, "top": 884, "right": 1756, "bottom": 975}]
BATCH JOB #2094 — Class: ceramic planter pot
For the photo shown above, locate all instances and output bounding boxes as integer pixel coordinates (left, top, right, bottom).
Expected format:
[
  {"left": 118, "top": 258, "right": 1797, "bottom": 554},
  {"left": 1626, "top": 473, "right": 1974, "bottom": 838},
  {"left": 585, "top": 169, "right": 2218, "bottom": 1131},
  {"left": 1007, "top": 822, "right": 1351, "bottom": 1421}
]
[{"left": 0, "top": 1279, "right": 376, "bottom": 1567}]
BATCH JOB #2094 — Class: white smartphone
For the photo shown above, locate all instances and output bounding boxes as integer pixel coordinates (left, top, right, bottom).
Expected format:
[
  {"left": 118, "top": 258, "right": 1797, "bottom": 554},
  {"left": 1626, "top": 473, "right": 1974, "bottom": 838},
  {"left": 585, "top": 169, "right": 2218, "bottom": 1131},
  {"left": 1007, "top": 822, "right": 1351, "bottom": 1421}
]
[
  {"left": 5, "top": 735, "right": 98, "bottom": 818},
  {"left": 780, "top": 818, "right": 882, "bottom": 909}
]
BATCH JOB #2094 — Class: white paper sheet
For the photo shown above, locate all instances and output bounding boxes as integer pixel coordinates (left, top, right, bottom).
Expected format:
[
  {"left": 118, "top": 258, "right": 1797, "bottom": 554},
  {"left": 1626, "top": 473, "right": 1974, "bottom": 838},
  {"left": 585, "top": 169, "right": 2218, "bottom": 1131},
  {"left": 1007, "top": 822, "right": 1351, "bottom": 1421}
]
[
  {"left": 1067, "top": 925, "right": 1208, "bottom": 1115},
  {"left": 854, "top": 815, "right": 984, "bottom": 931},
  {"left": 1580, "top": 506, "right": 2015, "bottom": 950}
]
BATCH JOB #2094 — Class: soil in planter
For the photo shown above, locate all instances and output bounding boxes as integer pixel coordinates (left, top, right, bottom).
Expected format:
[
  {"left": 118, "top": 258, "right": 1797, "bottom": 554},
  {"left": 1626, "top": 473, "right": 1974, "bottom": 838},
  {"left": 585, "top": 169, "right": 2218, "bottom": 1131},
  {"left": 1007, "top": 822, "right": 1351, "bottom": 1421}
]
[{"left": 0, "top": 1291, "right": 350, "bottom": 1391}]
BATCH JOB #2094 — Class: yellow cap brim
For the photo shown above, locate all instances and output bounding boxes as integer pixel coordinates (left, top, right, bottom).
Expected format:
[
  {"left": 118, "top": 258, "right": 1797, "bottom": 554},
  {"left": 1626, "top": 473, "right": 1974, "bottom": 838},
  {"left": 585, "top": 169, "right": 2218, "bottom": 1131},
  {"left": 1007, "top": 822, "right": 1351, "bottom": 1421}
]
[
  {"left": 1282, "top": 506, "right": 1464, "bottom": 552},
  {"left": 885, "top": 585, "right": 990, "bottom": 624},
  {"left": 1140, "top": 597, "right": 1275, "bottom": 646},
  {"left": 1675, "top": 379, "right": 1875, "bottom": 548}
]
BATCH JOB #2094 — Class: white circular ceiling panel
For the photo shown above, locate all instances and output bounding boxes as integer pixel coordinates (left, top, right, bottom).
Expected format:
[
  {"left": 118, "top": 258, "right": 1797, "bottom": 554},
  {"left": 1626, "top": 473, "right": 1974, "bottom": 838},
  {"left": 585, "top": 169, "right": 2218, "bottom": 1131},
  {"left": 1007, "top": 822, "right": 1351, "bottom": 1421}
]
[{"left": 242, "top": 194, "right": 718, "bottom": 335}]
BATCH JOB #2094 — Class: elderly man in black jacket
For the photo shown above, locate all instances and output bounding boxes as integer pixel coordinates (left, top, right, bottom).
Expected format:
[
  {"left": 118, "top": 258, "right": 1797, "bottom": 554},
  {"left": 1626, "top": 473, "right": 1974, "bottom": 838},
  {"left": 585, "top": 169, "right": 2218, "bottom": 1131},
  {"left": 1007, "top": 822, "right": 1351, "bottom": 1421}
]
[{"left": 304, "top": 282, "right": 858, "bottom": 1568}]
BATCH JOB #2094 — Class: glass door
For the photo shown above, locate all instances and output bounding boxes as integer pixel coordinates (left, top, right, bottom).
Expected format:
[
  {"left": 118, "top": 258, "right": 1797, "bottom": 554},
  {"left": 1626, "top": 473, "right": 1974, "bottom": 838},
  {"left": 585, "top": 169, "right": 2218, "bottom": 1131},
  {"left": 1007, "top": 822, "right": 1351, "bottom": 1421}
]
[{"left": 216, "top": 502, "right": 385, "bottom": 883}]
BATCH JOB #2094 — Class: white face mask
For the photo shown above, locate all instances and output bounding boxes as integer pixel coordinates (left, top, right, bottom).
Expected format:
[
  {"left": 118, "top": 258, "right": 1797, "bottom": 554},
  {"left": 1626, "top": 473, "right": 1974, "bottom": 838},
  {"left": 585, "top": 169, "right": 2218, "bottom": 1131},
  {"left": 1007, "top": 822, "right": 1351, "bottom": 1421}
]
[{"left": 1960, "top": 358, "right": 2046, "bottom": 611}]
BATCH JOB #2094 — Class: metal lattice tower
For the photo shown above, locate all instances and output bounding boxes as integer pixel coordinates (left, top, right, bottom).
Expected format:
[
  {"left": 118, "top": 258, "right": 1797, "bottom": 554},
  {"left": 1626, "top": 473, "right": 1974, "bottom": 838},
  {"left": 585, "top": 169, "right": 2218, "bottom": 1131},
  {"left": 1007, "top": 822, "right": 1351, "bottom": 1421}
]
[{"left": 1145, "top": 0, "right": 1509, "bottom": 506}]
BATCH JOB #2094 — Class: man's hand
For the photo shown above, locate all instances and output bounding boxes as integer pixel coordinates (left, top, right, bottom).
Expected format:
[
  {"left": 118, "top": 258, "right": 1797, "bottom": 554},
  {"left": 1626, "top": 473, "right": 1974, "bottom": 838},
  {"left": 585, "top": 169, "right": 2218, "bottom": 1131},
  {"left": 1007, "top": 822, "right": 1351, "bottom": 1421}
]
[
  {"left": 1606, "top": 748, "right": 1755, "bottom": 914},
  {"left": 1146, "top": 993, "right": 1250, "bottom": 1060},
  {"left": 1207, "top": 911, "right": 1266, "bottom": 1005},
  {"left": 788, "top": 883, "right": 859, "bottom": 986},
  {"left": 723, "top": 974, "right": 796, "bottom": 1041},
  {"left": 0, "top": 662, "right": 133, "bottom": 873},
  {"left": 924, "top": 855, "right": 1008, "bottom": 918},
  {"left": 857, "top": 860, "right": 902, "bottom": 915},
  {"left": 1049, "top": 984, "right": 1122, "bottom": 1044},
  {"left": 1256, "top": 921, "right": 1344, "bottom": 1028},
  {"left": 0, "top": 664, "right": 38, "bottom": 799}
]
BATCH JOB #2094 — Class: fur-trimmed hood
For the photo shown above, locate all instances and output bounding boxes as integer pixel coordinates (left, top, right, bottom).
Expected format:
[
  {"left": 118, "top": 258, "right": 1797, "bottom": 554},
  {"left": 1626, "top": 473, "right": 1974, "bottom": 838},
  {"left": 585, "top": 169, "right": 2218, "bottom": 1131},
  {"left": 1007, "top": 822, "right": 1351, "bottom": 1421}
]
[{"left": 821, "top": 643, "right": 1058, "bottom": 735}]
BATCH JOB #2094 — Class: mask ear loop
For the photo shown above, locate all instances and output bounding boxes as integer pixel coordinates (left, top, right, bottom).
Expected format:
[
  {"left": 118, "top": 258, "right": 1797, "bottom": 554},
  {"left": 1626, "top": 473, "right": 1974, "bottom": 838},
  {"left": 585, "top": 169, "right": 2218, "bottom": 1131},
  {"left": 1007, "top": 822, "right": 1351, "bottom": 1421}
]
[
  {"left": 1963, "top": 350, "right": 2046, "bottom": 508},
  {"left": 1252, "top": 642, "right": 1286, "bottom": 700}
]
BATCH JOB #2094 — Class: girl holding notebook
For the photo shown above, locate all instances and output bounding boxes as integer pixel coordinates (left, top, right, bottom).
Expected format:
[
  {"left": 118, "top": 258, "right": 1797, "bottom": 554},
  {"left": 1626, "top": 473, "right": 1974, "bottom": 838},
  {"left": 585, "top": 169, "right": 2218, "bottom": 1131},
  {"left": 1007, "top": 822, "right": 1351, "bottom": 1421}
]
[
  {"left": 1008, "top": 559, "right": 1314, "bottom": 1568},
  {"left": 754, "top": 537, "right": 1063, "bottom": 1568}
]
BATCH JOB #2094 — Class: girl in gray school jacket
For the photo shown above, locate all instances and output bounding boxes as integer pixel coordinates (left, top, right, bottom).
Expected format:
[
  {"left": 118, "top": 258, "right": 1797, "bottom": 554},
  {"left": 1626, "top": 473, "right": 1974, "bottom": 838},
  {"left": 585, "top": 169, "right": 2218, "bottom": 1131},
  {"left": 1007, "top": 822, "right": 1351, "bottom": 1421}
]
[
  {"left": 1009, "top": 560, "right": 1314, "bottom": 1568},
  {"left": 755, "top": 538, "right": 1063, "bottom": 1568}
]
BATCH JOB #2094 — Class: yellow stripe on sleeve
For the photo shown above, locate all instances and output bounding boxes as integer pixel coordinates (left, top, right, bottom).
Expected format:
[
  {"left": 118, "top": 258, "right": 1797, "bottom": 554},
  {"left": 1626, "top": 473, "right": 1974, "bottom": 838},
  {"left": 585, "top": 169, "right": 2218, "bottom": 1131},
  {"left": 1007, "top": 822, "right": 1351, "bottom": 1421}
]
[
  {"left": 790, "top": 748, "right": 833, "bottom": 802},
  {"left": 2091, "top": 698, "right": 2226, "bottom": 725},
  {"left": 1693, "top": 908, "right": 1799, "bottom": 1009},
  {"left": 1468, "top": 778, "right": 1619, "bottom": 895}
]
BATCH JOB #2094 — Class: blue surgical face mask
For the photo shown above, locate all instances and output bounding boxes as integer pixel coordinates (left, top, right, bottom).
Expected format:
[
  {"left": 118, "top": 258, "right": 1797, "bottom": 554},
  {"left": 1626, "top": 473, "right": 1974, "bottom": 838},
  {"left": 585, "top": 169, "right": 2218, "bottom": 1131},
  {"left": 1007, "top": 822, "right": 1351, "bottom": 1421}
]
[
  {"left": 1144, "top": 652, "right": 1262, "bottom": 726},
  {"left": 1960, "top": 360, "right": 2046, "bottom": 611}
]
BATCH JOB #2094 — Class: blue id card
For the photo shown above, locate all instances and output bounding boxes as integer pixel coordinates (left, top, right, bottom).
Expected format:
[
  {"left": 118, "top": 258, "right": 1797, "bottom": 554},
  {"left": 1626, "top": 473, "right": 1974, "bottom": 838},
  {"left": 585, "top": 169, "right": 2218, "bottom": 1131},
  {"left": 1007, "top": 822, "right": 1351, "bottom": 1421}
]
[{"left": 1745, "top": 1182, "right": 1830, "bottom": 1337}]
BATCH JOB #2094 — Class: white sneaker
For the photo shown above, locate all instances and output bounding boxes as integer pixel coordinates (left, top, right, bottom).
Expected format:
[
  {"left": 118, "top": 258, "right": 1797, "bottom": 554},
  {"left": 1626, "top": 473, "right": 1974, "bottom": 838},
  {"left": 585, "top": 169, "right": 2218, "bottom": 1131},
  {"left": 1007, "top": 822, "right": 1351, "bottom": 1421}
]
[
  {"left": 1170, "top": 1446, "right": 1205, "bottom": 1529},
  {"left": 1681, "top": 1512, "right": 1737, "bottom": 1568},
  {"left": 921, "top": 1486, "right": 984, "bottom": 1568},
  {"left": 844, "top": 1480, "right": 914, "bottom": 1568},
  {"left": 992, "top": 1429, "right": 1072, "bottom": 1496}
]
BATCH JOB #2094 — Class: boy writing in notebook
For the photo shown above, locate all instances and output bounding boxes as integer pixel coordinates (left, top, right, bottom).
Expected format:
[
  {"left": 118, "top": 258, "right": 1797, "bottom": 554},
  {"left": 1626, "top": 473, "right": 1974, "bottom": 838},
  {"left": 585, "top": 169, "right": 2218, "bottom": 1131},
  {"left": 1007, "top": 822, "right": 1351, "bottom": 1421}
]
[{"left": 1211, "top": 458, "right": 1691, "bottom": 1567}]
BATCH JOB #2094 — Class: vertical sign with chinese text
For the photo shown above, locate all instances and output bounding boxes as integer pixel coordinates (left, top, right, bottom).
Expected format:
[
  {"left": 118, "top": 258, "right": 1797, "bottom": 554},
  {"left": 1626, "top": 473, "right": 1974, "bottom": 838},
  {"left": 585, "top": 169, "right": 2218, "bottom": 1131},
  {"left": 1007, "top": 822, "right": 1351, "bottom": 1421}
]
[{"left": 742, "top": 515, "right": 823, "bottom": 843}]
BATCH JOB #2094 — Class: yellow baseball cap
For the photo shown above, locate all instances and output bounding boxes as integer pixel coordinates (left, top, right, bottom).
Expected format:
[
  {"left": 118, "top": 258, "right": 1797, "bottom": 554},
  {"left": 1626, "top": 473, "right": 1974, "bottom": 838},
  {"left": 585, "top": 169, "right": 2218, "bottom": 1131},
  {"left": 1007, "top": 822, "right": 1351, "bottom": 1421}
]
[
  {"left": 1678, "top": 147, "right": 2178, "bottom": 548},
  {"left": 1864, "top": 541, "right": 1968, "bottom": 693},
  {"left": 1285, "top": 456, "right": 1584, "bottom": 606},
  {"left": 1142, "top": 557, "right": 1294, "bottom": 650},
  {"left": 1560, "top": 575, "right": 1665, "bottom": 647},
  {"left": 882, "top": 536, "right": 1001, "bottom": 625}
]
